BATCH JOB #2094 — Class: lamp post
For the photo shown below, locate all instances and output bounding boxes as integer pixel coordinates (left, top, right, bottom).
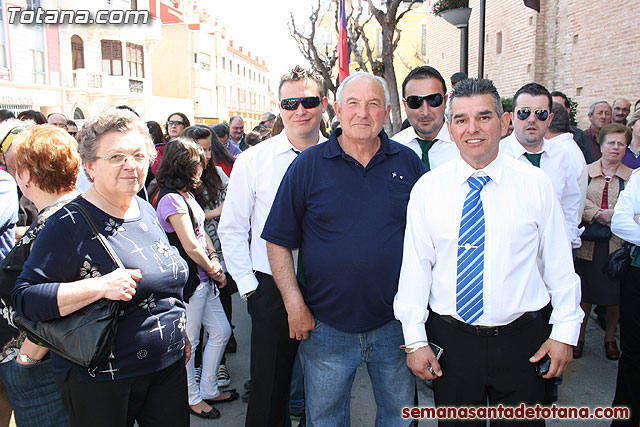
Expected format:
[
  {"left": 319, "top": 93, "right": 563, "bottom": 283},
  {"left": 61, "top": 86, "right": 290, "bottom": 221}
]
[{"left": 438, "top": 7, "right": 472, "bottom": 74}]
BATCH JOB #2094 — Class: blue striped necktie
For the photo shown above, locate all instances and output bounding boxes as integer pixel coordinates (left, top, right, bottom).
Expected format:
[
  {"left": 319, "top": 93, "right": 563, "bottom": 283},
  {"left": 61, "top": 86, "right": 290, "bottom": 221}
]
[{"left": 456, "top": 175, "right": 490, "bottom": 324}]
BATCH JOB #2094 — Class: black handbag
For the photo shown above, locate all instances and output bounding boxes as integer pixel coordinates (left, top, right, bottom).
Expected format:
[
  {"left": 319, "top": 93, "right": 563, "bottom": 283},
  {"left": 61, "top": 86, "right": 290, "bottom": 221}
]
[
  {"left": 13, "top": 201, "right": 122, "bottom": 368},
  {"left": 603, "top": 242, "right": 636, "bottom": 280},
  {"left": 580, "top": 221, "right": 612, "bottom": 242}
]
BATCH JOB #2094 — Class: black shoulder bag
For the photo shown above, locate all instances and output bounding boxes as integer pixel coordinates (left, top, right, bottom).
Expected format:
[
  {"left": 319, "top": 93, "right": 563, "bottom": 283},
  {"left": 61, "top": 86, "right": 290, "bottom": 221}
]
[{"left": 13, "top": 201, "right": 122, "bottom": 368}]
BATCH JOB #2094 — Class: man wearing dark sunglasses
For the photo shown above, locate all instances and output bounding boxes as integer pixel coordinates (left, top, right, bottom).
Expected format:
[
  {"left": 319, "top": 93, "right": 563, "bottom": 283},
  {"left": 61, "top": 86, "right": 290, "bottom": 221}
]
[
  {"left": 500, "top": 83, "right": 582, "bottom": 247},
  {"left": 218, "top": 65, "right": 327, "bottom": 427},
  {"left": 263, "top": 72, "right": 425, "bottom": 426},
  {"left": 394, "top": 66, "right": 458, "bottom": 172}
]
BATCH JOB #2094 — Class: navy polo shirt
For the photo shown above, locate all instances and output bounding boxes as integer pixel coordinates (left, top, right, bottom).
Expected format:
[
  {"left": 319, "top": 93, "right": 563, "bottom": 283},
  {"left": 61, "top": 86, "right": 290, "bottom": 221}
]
[{"left": 262, "top": 129, "right": 426, "bottom": 333}]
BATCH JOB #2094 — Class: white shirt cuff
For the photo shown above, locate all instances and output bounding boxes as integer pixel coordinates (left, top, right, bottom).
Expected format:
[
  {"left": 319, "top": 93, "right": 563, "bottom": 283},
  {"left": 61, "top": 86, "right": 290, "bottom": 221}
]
[
  {"left": 235, "top": 273, "right": 259, "bottom": 297},
  {"left": 549, "top": 321, "right": 581, "bottom": 346}
]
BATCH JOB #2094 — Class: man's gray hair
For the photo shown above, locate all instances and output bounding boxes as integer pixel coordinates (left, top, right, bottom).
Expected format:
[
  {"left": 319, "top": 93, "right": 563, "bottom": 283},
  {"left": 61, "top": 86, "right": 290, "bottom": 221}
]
[
  {"left": 588, "top": 101, "right": 610, "bottom": 115},
  {"left": 446, "top": 78, "right": 504, "bottom": 122},
  {"left": 336, "top": 72, "right": 390, "bottom": 108},
  {"left": 78, "top": 108, "right": 155, "bottom": 175}
]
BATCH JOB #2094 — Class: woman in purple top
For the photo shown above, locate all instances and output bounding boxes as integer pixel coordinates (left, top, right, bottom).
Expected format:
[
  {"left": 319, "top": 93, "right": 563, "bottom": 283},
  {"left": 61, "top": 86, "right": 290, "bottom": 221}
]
[
  {"left": 623, "top": 110, "right": 640, "bottom": 170},
  {"left": 155, "top": 137, "right": 236, "bottom": 420}
]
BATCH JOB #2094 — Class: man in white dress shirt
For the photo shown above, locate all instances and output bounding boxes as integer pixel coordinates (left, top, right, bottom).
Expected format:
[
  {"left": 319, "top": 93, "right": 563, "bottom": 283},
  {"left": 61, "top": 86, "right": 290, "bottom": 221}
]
[
  {"left": 393, "top": 66, "right": 459, "bottom": 171},
  {"left": 218, "top": 66, "right": 328, "bottom": 427},
  {"left": 545, "top": 102, "right": 588, "bottom": 241},
  {"left": 394, "top": 79, "right": 582, "bottom": 423},
  {"left": 500, "top": 83, "right": 582, "bottom": 246}
]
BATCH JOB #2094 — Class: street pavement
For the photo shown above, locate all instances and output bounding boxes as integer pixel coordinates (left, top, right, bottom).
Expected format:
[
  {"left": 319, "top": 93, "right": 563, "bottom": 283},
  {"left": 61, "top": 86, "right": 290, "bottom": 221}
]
[{"left": 193, "top": 295, "right": 621, "bottom": 426}]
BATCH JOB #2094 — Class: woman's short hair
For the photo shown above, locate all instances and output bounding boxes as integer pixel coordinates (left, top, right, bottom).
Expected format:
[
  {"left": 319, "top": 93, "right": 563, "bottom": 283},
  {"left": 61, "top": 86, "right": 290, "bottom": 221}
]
[
  {"left": 599, "top": 123, "right": 632, "bottom": 146},
  {"left": 164, "top": 112, "right": 191, "bottom": 137},
  {"left": 155, "top": 137, "right": 206, "bottom": 192},
  {"left": 12, "top": 124, "right": 80, "bottom": 193},
  {"left": 78, "top": 108, "right": 155, "bottom": 165},
  {"left": 17, "top": 110, "right": 47, "bottom": 124}
]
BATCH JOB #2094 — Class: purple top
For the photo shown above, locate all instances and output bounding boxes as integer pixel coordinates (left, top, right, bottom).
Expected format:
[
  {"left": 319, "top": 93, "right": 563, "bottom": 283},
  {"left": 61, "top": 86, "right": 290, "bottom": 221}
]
[
  {"left": 226, "top": 140, "right": 242, "bottom": 158},
  {"left": 157, "top": 192, "right": 209, "bottom": 282},
  {"left": 622, "top": 147, "right": 640, "bottom": 170}
]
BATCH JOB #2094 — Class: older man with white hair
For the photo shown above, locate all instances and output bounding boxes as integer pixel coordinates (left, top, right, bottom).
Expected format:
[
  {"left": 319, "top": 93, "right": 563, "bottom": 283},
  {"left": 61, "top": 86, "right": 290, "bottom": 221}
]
[{"left": 262, "top": 72, "right": 426, "bottom": 426}]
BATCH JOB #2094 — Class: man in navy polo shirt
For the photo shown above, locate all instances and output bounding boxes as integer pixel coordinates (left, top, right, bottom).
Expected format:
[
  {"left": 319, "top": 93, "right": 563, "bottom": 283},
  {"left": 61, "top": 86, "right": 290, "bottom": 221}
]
[{"left": 262, "top": 72, "right": 426, "bottom": 427}]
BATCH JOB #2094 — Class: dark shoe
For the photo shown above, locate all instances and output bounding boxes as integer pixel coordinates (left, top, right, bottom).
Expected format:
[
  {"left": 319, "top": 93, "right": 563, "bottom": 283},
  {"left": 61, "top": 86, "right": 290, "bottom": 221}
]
[
  {"left": 242, "top": 390, "right": 250, "bottom": 403},
  {"left": 204, "top": 389, "right": 239, "bottom": 405},
  {"left": 225, "top": 334, "right": 237, "bottom": 353},
  {"left": 190, "top": 405, "right": 221, "bottom": 419},
  {"left": 573, "top": 340, "right": 584, "bottom": 359},
  {"left": 605, "top": 340, "right": 620, "bottom": 360},
  {"left": 244, "top": 379, "right": 251, "bottom": 391}
]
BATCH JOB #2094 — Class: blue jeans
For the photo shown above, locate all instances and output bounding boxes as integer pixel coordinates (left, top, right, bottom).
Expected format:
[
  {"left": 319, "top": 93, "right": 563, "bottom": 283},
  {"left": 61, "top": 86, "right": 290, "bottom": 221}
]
[
  {"left": 289, "top": 350, "right": 305, "bottom": 416},
  {"left": 301, "top": 319, "right": 414, "bottom": 427},
  {"left": 0, "top": 358, "right": 69, "bottom": 426}
]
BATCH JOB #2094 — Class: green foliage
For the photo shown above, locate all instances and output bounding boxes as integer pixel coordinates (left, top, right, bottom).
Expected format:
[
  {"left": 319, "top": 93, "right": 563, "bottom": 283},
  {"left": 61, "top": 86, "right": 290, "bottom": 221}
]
[
  {"left": 501, "top": 97, "right": 513, "bottom": 113},
  {"left": 567, "top": 97, "right": 579, "bottom": 127},
  {"left": 431, "top": 0, "right": 469, "bottom": 15}
]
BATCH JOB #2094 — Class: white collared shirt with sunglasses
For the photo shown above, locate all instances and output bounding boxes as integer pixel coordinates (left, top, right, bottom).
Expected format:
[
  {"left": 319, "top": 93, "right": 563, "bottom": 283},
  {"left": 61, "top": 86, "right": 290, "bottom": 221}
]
[
  {"left": 392, "top": 122, "right": 459, "bottom": 170},
  {"left": 500, "top": 134, "right": 583, "bottom": 245}
]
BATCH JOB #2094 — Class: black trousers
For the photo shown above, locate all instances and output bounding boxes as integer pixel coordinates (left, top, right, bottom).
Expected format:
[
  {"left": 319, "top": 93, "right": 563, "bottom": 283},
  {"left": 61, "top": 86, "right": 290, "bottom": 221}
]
[
  {"left": 427, "top": 311, "right": 550, "bottom": 427},
  {"left": 55, "top": 358, "right": 189, "bottom": 427},
  {"left": 612, "top": 265, "right": 640, "bottom": 426},
  {"left": 245, "top": 272, "right": 299, "bottom": 427}
]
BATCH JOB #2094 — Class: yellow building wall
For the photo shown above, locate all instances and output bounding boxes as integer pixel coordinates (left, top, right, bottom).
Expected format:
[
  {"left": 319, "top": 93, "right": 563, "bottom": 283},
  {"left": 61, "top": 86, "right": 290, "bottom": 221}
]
[{"left": 151, "top": 24, "right": 191, "bottom": 99}]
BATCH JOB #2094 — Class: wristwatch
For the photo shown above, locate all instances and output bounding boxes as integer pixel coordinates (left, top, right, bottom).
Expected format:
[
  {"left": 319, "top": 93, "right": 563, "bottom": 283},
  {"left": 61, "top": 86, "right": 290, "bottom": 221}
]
[{"left": 17, "top": 352, "right": 41, "bottom": 364}]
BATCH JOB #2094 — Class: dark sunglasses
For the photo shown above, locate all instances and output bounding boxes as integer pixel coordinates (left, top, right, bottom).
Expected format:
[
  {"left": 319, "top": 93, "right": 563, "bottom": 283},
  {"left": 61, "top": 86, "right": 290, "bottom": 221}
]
[
  {"left": 516, "top": 108, "right": 549, "bottom": 121},
  {"left": 404, "top": 93, "right": 444, "bottom": 109},
  {"left": 280, "top": 96, "right": 321, "bottom": 111},
  {"left": 167, "top": 120, "right": 185, "bottom": 126}
]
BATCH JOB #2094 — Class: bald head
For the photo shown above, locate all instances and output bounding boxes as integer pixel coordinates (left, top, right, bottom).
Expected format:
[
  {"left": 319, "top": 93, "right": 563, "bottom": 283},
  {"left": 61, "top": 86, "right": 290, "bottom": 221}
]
[
  {"left": 612, "top": 98, "right": 631, "bottom": 124},
  {"left": 47, "top": 113, "right": 68, "bottom": 130}
]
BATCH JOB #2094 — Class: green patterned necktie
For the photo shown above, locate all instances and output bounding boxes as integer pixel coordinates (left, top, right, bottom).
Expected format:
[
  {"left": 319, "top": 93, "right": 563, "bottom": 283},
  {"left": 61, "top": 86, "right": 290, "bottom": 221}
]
[
  {"left": 523, "top": 152, "right": 543, "bottom": 168},
  {"left": 417, "top": 138, "right": 438, "bottom": 171}
]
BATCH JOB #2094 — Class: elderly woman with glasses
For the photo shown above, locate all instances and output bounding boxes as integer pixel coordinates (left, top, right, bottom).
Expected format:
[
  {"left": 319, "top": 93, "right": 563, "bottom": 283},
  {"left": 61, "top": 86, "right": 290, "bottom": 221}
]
[
  {"left": 12, "top": 108, "right": 191, "bottom": 427},
  {"left": 574, "top": 123, "right": 634, "bottom": 361}
]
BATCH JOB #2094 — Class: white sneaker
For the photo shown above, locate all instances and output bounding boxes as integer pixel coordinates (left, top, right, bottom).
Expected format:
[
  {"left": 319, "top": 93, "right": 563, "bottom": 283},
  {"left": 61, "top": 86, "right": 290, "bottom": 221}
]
[{"left": 217, "top": 364, "right": 231, "bottom": 387}]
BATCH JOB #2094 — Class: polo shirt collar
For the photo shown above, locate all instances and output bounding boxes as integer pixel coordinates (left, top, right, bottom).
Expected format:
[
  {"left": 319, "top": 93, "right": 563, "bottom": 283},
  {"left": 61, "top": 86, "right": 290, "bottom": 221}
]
[
  {"left": 323, "top": 128, "right": 399, "bottom": 159},
  {"left": 456, "top": 152, "right": 504, "bottom": 185},
  {"left": 274, "top": 130, "right": 326, "bottom": 156}
]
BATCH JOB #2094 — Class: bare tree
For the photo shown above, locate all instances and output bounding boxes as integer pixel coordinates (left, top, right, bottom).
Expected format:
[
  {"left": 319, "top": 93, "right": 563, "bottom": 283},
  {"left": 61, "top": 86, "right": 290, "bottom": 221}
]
[
  {"left": 289, "top": 0, "right": 418, "bottom": 133},
  {"left": 366, "top": 0, "right": 418, "bottom": 133}
]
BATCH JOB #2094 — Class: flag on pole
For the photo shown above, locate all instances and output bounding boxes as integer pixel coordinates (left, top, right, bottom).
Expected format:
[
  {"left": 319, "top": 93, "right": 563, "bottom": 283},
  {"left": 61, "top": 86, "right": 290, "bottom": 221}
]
[{"left": 338, "top": 0, "right": 349, "bottom": 83}]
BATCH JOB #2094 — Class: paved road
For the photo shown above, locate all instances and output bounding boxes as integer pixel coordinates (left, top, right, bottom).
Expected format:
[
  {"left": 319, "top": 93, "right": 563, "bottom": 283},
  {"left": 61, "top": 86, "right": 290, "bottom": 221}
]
[{"left": 193, "top": 295, "right": 621, "bottom": 426}]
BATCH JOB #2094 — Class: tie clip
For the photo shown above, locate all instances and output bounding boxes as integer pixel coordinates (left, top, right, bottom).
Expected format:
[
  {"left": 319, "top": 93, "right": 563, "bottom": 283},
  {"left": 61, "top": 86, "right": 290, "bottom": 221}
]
[{"left": 458, "top": 243, "right": 478, "bottom": 250}]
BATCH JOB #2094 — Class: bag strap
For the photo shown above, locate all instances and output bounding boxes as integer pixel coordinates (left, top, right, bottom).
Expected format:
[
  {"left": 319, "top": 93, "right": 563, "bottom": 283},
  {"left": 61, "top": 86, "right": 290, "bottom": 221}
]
[{"left": 67, "top": 201, "right": 125, "bottom": 269}]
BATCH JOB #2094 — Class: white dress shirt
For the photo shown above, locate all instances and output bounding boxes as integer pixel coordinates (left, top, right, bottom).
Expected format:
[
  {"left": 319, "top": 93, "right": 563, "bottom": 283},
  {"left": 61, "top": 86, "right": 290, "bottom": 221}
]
[
  {"left": 547, "top": 133, "right": 588, "bottom": 246},
  {"left": 218, "top": 131, "right": 325, "bottom": 296},
  {"left": 612, "top": 169, "right": 640, "bottom": 246},
  {"left": 394, "top": 155, "right": 583, "bottom": 348},
  {"left": 500, "top": 134, "right": 582, "bottom": 244},
  {"left": 392, "top": 123, "right": 459, "bottom": 170}
]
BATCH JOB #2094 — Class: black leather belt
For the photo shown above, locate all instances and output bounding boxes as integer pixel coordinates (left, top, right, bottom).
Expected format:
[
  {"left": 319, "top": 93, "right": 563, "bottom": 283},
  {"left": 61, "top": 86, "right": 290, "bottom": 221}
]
[{"left": 434, "top": 309, "right": 544, "bottom": 337}]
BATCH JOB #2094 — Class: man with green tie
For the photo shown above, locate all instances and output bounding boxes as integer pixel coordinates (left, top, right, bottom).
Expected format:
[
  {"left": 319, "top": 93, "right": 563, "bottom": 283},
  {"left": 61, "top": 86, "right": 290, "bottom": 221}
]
[{"left": 393, "top": 66, "right": 459, "bottom": 171}]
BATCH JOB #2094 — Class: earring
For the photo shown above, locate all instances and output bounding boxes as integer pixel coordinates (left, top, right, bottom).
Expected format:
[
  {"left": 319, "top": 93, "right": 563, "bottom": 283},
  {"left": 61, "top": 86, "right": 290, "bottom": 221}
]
[{"left": 25, "top": 183, "right": 29, "bottom": 189}]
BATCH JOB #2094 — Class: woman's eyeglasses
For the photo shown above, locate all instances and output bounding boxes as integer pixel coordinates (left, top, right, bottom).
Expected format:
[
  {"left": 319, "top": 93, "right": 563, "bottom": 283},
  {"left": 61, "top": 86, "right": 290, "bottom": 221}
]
[
  {"left": 280, "top": 96, "right": 321, "bottom": 111},
  {"left": 404, "top": 94, "right": 444, "bottom": 109},
  {"left": 516, "top": 108, "right": 549, "bottom": 121},
  {"left": 168, "top": 120, "right": 185, "bottom": 127},
  {"left": 97, "top": 152, "right": 148, "bottom": 166}
]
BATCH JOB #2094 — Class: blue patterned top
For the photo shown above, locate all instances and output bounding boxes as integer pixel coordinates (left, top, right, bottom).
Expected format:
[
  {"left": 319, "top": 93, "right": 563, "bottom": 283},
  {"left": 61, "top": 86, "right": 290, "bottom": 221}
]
[{"left": 12, "top": 196, "right": 188, "bottom": 383}]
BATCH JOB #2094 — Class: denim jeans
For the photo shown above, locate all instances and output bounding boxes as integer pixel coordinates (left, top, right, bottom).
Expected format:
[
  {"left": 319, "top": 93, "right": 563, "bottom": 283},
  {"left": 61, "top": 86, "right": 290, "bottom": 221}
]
[
  {"left": 185, "top": 280, "right": 232, "bottom": 405},
  {"left": 301, "top": 319, "right": 414, "bottom": 427},
  {"left": 289, "top": 349, "right": 305, "bottom": 416},
  {"left": 0, "top": 358, "right": 69, "bottom": 427}
]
